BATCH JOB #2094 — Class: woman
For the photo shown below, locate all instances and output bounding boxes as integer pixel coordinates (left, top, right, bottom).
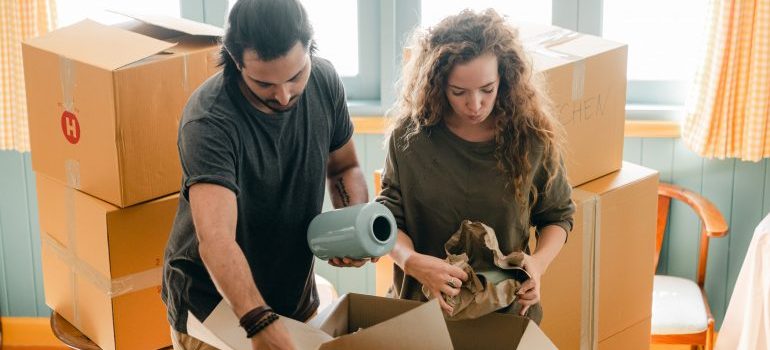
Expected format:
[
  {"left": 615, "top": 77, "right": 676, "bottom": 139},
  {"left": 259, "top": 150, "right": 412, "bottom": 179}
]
[{"left": 376, "top": 9, "right": 575, "bottom": 323}]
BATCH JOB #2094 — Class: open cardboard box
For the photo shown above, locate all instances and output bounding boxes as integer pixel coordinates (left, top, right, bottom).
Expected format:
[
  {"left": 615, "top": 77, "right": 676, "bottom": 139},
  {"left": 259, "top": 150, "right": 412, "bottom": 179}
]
[
  {"left": 22, "top": 12, "right": 222, "bottom": 207},
  {"left": 191, "top": 293, "right": 556, "bottom": 349}
]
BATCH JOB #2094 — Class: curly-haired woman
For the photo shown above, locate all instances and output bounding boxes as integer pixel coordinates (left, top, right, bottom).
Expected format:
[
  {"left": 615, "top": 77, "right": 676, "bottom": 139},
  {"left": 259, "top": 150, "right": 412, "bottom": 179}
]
[{"left": 376, "top": 9, "right": 575, "bottom": 323}]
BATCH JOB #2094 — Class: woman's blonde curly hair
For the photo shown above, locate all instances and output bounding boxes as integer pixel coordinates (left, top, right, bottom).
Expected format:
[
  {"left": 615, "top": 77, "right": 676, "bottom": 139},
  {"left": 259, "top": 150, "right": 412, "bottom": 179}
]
[{"left": 389, "top": 9, "right": 566, "bottom": 207}]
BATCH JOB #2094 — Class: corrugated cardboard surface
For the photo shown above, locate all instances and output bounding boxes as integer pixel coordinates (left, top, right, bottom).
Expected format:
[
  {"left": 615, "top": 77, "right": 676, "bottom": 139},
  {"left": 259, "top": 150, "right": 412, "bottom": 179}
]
[
  {"left": 316, "top": 295, "right": 453, "bottom": 350},
  {"left": 446, "top": 311, "right": 556, "bottom": 350},
  {"left": 539, "top": 189, "right": 596, "bottom": 349},
  {"left": 580, "top": 162, "right": 658, "bottom": 344},
  {"left": 311, "top": 294, "right": 556, "bottom": 349},
  {"left": 518, "top": 21, "right": 628, "bottom": 187},
  {"left": 23, "top": 19, "right": 221, "bottom": 207},
  {"left": 598, "top": 317, "right": 652, "bottom": 350},
  {"left": 36, "top": 174, "right": 178, "bottom": 350},
  {"left": 540, "top": 162, "right": 658, "bottom": 349}
]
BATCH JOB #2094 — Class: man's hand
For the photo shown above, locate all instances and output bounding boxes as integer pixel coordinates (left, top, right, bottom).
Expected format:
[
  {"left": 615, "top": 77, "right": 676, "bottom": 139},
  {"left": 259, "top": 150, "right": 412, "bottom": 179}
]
[
  {"left": 328, "top": 256, "right": 380, "bottom": 268},
  {"left": 250, "top": 318, "right": 295, "bottom": 350}
]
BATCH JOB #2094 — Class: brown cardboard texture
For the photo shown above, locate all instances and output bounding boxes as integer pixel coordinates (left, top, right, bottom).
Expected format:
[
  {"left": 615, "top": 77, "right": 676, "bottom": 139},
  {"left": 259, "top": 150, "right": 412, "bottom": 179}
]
[
  {"left": 36, "top": 174, "right": 178, "bottom": 350},
  {"left": 539, "top": 188, "right": 597, "bottom": 350},
  {"left": 598, "top": 317, "right": 652, "bottom": 350},
  {"left": 311, "top": 294, "right": 556, "bottom": 350},
  {"left": 307, "top": 294, "right": 452, "bottom": 350},
  {"left": 23, "top": 15, "right": 222, "bottom": 207},
  {"left": 516, "top": 21, "right": 628, "bottom": 186},
  {"left": 540, "top": 162, "right": 657, "bottom": 349}
]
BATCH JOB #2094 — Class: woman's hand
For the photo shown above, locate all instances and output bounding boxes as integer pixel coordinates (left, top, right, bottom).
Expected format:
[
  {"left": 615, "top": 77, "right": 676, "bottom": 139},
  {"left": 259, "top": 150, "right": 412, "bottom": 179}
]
[
  {"left": 403, "top": 253, "right": 468, "bottom": 314},
  {"left": 516, "top": 253, "right": 546, "bottom": 316}
]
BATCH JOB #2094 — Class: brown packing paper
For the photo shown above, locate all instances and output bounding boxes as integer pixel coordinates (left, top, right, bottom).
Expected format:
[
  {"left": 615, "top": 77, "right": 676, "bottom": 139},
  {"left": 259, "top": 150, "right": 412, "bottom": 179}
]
[
  {"left": 423, "top": 220, "right": 534, "bottom": 321},
  {"left": 36, "top": 174, "right": 177, "bottom": 350}
]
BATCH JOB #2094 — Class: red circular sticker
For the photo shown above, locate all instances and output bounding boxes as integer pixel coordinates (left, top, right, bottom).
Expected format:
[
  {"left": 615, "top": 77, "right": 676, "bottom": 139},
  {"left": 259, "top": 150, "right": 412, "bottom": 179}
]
[{"left": 60, "top": 111, "right": 80, "bottom": 144}]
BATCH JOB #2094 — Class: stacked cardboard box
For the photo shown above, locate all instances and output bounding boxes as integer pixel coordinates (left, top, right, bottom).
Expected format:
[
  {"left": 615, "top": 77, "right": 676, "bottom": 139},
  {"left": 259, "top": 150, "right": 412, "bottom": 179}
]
[
  {"left": 539, "top": 162, "right": 658, "bottom": 349},
  {"left": 374, "top": 22, "right": 657, "bottom": 349},
  {"left": 23, "top": 13, "right": 222, "bottom": 350}
]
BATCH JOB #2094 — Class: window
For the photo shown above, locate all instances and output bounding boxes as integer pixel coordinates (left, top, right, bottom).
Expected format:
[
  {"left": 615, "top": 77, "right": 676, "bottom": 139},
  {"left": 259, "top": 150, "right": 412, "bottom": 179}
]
[
  {"left": 226, "top": 0, "right": 377, "bottom": 101},
  {"left": 299, "top": 0, "right": 359, "bottom": 77},
  {"left": 421, "top": 0, "right": 551, "bottom": 28},
  {"left": 603, "top": 0, "right": 707, "bottom": 107},
  {"left": 56, "top": 0, "right": 180, "bottom": 28},
  {"left": 206, "top": 0, "right": 701, "bottom": 117}
]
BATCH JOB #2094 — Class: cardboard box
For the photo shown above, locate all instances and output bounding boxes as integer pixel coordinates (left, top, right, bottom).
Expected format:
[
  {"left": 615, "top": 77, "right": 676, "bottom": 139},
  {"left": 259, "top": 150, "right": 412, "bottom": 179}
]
[
  {"left": 189, "top": 293, "right": 555, "bottom": 349},
  {"left": 519, "top": 22, "right": 628, "bottom": 186},
  {"left": 598, "top": 317, "right": 651, "bottom": 350},
  {"left": 36, "top": 174, "right": 178, "bottom": 350},
  {"left": 23, "top": 14, "right": 222, "bottom": 207},
  {"left": 315, "top": 294, "right": 556, "bottom": 350},
  {"left": 540, "top": 162, "right": 658, "bottom": 349}
]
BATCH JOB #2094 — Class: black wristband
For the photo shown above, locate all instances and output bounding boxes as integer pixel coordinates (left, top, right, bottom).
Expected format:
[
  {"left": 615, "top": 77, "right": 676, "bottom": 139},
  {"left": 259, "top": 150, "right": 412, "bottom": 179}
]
[
  {"left": 240, "top": 305, "right": 273, "bottom": 331},
  {"left": 245, "top": 312, "right": 279, "bottom": 338}
]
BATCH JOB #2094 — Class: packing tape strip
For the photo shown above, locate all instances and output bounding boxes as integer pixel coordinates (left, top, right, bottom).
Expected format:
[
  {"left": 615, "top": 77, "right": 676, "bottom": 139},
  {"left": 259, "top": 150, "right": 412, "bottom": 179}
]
[
  {"left": 571, "top": 189, "right": 598, "bottom": 350},
  {"left": 60, "top": 57, "right": 74, "bottom": 111},
  {"left": 65, "top": 186, "right": 79, "bottom": 326},
  {"left": 523, "top": 28, "right": 587, "bottom": 101},
  {"left": 591, "top": 196, "right": 601, "bottom": 350},
  {"left": 182, "top": 53, "right": 190, "bottom": 93},
  {"left": 65, "top": 159, "right": 80, "bottom": 188},
  {"left": 42, "top": 233, "right": 163, "bottom": 298},
  {"left": 49, "top": 185, "right": 163, "bottom": 328}
]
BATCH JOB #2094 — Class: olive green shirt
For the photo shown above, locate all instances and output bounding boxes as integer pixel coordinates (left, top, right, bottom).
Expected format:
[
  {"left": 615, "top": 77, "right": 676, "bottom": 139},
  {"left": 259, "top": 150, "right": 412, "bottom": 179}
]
[{"left": 376, "top": 122, "right": 575, "bottom": 303}]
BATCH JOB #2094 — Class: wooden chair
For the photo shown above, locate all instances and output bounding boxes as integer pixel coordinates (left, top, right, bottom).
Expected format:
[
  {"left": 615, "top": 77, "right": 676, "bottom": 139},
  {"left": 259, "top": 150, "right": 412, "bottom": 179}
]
[
  {"left": 49, "top": 311, "right": 171, "bottom": 350},
  {"left": 50, "top": 312, "right": 101, "bottom": 350},
  {"left": 651, "top": 183, "right": 729, "bottom": 350}
]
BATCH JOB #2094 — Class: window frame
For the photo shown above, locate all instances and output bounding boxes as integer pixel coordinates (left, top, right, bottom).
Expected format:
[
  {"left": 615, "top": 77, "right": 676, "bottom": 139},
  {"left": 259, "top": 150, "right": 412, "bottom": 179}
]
[{"left": 187, "top": 0, "right": 689, "bottom": 120}]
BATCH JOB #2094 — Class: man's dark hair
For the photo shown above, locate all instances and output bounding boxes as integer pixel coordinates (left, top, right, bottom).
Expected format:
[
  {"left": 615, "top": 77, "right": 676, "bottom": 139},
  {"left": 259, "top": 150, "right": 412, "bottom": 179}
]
[{"left": 219, "top": 0, "right": 316, "bottom": 79}]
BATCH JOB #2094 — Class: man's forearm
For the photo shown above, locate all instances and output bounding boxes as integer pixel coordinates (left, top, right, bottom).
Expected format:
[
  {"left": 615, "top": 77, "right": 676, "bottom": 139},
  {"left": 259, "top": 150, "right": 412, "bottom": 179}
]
[
  {"left": 199, "top": 236, "right": 266, "bottom": 317},
  {"left": 328, "top": 166, "right": 368, "bottom": 208}
]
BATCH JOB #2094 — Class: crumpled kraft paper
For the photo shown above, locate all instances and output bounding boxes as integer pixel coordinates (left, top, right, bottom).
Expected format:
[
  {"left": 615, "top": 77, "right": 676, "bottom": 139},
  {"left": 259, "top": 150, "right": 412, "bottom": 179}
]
[{"left": 423, "top": 220, "right": 539, "bottom": 321}]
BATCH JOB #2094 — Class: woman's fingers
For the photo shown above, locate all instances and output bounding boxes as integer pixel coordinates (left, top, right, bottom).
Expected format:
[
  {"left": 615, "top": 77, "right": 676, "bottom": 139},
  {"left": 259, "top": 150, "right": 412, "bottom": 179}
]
[
  {"left": 437, "top": 294, "right": 454, "bottom": 315},
  {"left": 447, "top": 265, "right": 469, "bottom": 281},
  {"left": 517, "top": 279, "right": 536, "bottom": 295}
]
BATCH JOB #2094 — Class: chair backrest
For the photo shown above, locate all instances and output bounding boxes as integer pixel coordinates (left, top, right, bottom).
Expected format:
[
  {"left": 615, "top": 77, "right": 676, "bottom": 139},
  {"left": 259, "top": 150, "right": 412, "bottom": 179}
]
[{"left": 656, "top": 183, "right": 729, "bottom": 287}]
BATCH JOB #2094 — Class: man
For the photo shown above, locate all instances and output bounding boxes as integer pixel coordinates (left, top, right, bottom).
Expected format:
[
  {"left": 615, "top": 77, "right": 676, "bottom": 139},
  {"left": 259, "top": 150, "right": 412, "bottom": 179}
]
[{"left": 161, "top": 0, "right": 372, "bottom": 349}]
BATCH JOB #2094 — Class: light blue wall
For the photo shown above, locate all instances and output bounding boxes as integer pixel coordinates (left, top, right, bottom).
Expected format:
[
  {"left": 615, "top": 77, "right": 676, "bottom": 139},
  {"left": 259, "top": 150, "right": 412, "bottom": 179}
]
[{"left": 2, "top": 136, "right": 769, "bottom": 330}]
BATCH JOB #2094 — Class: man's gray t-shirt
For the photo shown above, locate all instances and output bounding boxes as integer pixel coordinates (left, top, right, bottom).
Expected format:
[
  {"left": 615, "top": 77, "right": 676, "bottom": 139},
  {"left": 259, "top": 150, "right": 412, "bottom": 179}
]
[{"left": 162, "top": 57, "right": 353, "bottom": 333}]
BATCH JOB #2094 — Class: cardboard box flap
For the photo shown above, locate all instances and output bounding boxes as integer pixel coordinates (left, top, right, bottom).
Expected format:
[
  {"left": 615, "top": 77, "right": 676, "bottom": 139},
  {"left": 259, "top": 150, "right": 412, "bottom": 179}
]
[
  {"left": 319, "top": 298, "right": 452, "bottom": 350},
  {"left": 446, "top": 312, "right": 557, "bottom": 349},
  {"left": 579, "top": 161, "right": 658, "bottom": 195},
  {"left": 519, "top": 321, "right": 559, "bottom": 349},
  {"left": 24, "top": 19, "right": 174, "bottom": 70},
  {"left": 109, "top": 10, "right": 224, "bottom": 37}
]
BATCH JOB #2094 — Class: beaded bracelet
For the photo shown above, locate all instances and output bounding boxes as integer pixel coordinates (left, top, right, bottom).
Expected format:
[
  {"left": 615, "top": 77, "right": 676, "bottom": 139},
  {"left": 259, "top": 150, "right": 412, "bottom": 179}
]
[{"left": 245, "top": 312, "right": 279, "bottom": 338}]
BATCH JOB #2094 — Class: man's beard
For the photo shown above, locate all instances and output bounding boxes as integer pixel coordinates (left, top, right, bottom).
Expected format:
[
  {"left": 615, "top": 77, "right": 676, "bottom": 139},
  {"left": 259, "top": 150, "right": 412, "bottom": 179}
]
[{"left": 240, "top": 78, "right": 301, "bottom": 114}]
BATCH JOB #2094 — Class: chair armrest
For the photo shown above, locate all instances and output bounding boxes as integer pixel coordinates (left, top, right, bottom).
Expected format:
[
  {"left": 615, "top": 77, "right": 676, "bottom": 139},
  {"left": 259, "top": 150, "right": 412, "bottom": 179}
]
[{"left": 658, "top": 183, "right": 728, "bottom": 237}]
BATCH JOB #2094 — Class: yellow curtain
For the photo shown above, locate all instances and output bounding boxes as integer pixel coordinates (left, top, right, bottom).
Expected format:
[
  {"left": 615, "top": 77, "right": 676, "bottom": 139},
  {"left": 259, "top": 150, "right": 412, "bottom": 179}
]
[
  {"left": 684, "top": 0, "right": 770, "bottom": 161},
  {"left": 0, "top": 0, "right": 56, "bottom": 152}
]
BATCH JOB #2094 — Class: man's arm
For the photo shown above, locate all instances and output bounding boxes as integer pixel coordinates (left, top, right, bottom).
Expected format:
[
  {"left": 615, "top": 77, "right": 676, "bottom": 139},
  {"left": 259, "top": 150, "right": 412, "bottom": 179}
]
[
  {"left": 326, "top": 139, "right": 368, "bottom": 208},
  {"left": 190, "top": 183, "right": 294, "bottom": 349},
  {"left": 325, "top": 139, "right": 375, "bottom": 267}
]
